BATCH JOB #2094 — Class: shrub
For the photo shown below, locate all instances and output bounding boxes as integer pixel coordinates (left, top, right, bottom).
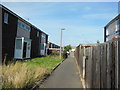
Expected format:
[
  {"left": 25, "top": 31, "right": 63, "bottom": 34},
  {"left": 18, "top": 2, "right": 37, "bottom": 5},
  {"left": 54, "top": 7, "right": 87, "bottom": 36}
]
[{"left": 51, "top": 50, "right": 59, "bottom": 55}]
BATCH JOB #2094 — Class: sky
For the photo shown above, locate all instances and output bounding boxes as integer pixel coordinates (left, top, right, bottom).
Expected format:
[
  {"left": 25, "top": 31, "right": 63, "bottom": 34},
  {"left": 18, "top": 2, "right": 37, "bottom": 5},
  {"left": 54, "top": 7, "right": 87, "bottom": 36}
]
[{"left": 1, "top": 2, "right": 118, "bottom": 46}]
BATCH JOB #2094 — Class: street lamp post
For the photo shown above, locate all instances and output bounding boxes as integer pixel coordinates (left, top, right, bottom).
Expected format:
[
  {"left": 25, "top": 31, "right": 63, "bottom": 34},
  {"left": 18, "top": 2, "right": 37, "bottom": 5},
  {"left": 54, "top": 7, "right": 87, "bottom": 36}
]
[{"left": 60, "top": 28, "right": 65, "bottom": 59}]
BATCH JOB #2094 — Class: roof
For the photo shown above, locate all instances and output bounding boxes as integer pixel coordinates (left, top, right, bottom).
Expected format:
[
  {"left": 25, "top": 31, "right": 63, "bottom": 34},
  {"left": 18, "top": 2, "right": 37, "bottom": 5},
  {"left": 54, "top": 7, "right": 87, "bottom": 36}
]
[
  {"left": 0, "top": 4, "right": 48, "bottom": 36},
  {"left": 105, "top": 14, "right": 120, "bottom": 28},
  {"left": 48, "top": 41, "right": 60, "bottom": 47}
]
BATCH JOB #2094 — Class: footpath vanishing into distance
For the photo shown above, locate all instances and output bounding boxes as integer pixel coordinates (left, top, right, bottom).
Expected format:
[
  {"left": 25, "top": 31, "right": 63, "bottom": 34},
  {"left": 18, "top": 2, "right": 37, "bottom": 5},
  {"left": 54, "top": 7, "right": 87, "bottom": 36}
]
[{"left": 39, "top": 53, "right": 83, "bottom": 88}]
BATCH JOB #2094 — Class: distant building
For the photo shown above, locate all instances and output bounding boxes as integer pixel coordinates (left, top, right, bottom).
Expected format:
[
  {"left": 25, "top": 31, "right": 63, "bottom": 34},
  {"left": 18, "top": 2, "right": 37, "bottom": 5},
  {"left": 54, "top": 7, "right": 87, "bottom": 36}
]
[
  {"left": 1, "top": 4, "right": 48, "bottom": 62},
  {"left": 47, "top": 42, "right": 61, "bottom": 55},
  {"left": 104, "top": 14, "right": 120, "bottom": 42},
  {"left": 48, "top": 42, "right": 60, "bottom": 49},
  {"left": 70, "top": 48, "right": 75, "bottom": 52}
]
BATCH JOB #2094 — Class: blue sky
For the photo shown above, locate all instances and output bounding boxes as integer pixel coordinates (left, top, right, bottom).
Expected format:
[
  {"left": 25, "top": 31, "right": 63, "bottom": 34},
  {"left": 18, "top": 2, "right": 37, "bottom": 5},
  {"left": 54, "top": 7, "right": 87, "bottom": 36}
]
[{"left": 2, "top": 2, "right": 118, "bottom": 46}]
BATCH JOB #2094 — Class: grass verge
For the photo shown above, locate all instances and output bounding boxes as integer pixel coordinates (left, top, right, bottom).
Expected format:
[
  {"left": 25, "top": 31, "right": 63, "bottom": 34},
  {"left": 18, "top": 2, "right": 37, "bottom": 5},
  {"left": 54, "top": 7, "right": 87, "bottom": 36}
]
[
  {"left": 24, "top": 55, "right": 63, "bottom": 70},
  {"left": 2, "top": 55, "right": 63, "bottom": 88}
]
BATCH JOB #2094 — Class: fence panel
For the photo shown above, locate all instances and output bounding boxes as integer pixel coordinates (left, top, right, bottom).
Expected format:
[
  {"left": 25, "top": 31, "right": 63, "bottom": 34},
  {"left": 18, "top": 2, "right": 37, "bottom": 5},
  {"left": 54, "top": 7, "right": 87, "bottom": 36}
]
[
  {"left": 85, "top": 47, "right": 92, "bottom": 88},
  {"left": 100, "top": 44, "right": 107, "bottom": 88},
  {"left": 74, "top": 40, "right": 119, "bottom": 88},
  {"left": 118, "top": 40, "right": 120, "bottom": 89}
]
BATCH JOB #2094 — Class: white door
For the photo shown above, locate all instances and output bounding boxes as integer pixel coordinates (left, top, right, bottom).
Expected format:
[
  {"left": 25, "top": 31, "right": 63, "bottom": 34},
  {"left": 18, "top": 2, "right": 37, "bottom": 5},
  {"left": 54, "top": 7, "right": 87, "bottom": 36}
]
[
  {"left": 14, "top": 37, "right": 31, "bottom": 59},
  {"left": 26, "top": 41, "right": 31, "bottom": 58},
  {"left": 14, "top": 38, "right": 24, "bottom": 59},
  {"left": 40, "top": 43, "right": 46, "bottom": 55}
]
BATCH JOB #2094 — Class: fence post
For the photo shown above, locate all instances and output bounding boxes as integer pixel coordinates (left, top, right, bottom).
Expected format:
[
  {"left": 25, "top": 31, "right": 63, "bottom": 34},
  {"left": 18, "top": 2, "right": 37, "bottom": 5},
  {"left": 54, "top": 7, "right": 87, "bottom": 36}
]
[
  {"left": 116, "top": 40, "right": 120, "bottom": 88},
  {"left": 83, "top": 47, "right": 86, "bottom": 88},
  {"left": 83, "top": 47, "right": 85, "bottom": 79},
  {"left": 107, "top": 43, "right": 112, "bottom": 88}
]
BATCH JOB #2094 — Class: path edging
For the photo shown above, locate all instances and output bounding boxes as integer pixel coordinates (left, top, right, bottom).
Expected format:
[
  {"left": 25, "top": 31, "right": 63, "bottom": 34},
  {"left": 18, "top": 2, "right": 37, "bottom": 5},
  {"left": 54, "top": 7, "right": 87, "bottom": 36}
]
[
  {"left": 74, "top": 56, "right": 86, "bottom": 88},
  {"left": 31, "top": 59, "right": 65, "bottom": 89}
]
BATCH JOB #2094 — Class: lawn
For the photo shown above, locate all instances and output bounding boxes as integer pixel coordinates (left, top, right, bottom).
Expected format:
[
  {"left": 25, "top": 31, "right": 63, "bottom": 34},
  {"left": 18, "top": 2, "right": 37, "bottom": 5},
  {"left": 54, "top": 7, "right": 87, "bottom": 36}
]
[
  {"left": 2, "top": 55, "right": 63, "bottom": 88},
  {"left": 24, "top": 56, "right": 63, "bottom": 70}
]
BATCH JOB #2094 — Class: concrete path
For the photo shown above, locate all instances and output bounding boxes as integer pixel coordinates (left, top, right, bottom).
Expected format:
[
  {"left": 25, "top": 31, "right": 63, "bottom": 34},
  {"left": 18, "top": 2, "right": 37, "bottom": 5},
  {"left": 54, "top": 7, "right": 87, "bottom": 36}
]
[{"left": 39, "top": 53, "right": 83, "bottom": 88}]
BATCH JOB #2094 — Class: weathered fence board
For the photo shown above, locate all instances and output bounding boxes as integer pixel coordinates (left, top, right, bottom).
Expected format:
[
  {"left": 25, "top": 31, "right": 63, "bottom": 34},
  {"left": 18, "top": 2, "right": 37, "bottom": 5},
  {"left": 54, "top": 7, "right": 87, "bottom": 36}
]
[
  {"left": 117, "top": 41, "right": 120, "bottom": 88},
  {"left": 74, "top": 39, "right": 120, "bottom": 89}
]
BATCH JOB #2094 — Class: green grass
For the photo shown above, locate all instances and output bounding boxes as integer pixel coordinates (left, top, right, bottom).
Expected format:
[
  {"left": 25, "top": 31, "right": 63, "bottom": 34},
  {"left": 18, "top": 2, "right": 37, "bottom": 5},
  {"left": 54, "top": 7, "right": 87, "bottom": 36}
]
[
  {"left": 2, "top": 55, "right": 63, "bottom": 88},
  {"left": 24, "top": 56, "right": 63, "bottom": 70}
]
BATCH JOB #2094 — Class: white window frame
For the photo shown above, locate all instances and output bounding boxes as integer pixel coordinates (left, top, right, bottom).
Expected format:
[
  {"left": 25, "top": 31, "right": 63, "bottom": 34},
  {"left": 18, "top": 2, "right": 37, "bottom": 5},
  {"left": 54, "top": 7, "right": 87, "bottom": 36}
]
[
  {"left": 4, "top": 12, "right": 8, "bottom": 24},
  {"left": 37, "top": 31, "right": 39, "bottom": 37}
]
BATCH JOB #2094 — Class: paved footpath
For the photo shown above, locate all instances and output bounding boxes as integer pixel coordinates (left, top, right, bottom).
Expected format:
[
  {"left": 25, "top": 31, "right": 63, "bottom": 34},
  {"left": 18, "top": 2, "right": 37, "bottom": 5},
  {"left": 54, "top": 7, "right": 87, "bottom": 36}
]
[{"left": 39, "top": 53, "right": 83, "bottom": 88}]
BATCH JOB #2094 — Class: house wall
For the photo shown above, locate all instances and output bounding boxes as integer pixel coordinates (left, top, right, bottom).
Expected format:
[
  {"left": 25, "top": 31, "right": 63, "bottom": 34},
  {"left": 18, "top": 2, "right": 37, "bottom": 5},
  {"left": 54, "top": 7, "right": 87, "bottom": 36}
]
[
  {"left": 47, "top": 42, "right": 60, "bottom": 55},
  {"left": 45, "top": 35, "right": 48, "bottom": 55},
  {"left": 30, "top": 26, "right": 48, "bottom": 57},
  {"left": 48, "top": 42, "right": 60, "bottom": 48},
  {"left": 14, "top": 19, "right": 31, "bottom": 59},
  {"left": 2, "top": 5, "right": 48, "bottom": 61},
  {"left": 17, "top": 20, "right": 30, "bottom": 38},
  {"left": 30, "top": 26, "right": 40, "bottom": 58},
  {"left": 0, "top": 5, "right": 2, "bottom": 64},
  {"left": 104, "top": 15, "right": 120, "bottom": 42},
  {"left": 2, "top": 8, "right": 18, "bottom": 62},
  {"left": 105, "top": 20, "right": 119, "bottom": 41}
]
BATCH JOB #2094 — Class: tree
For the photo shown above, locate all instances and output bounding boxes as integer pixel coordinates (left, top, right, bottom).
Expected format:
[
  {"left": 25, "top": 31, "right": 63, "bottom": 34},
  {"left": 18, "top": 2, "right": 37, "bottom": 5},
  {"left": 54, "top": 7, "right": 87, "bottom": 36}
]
[{"left": 64, "top": 45, "right": 72, "bottom": 51}]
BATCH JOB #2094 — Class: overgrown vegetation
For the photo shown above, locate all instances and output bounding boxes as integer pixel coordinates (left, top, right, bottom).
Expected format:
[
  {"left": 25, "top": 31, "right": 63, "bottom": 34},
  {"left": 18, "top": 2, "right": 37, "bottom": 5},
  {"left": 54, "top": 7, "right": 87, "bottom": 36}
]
[{"left": 2, "top": 55, "right": 63, "bottom": 88}]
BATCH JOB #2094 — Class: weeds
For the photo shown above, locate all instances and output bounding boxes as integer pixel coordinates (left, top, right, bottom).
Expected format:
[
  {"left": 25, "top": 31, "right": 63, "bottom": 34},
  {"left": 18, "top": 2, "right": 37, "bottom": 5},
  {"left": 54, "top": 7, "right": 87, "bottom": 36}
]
[
  {"left": 2, "top": 62, "right": 50, "bottom": 88},
  {"left": 2, "top": 55, "right": 63, "bottom": 88}
]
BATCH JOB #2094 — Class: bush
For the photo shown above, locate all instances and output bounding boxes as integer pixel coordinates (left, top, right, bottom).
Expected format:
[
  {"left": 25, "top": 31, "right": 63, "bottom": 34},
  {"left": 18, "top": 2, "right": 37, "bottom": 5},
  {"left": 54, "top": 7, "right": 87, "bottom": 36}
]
[{"left": 51, "top": 50, "right": 59, "bottom": 55}]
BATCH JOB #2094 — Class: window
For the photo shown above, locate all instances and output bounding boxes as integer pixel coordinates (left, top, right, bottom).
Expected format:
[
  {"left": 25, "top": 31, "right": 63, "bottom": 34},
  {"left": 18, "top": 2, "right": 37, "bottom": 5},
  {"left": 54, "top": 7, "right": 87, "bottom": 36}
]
[
  {"left": 51, "top": 44, "right": 52, "bottom": 48},
  {"left": 18, "top": 22, "right": 20, "bottom": 27},
  {"left": 16, "top": 39, "right": 22, "bottom": 49},
  {"left": 26, "top": 26, "right": 30, "bottom": 31},
  {"left": 22, "top": 24, "right": 24, "bottom": 28},
  {"left": 37, "top": 31, "right": 39, "bottom": 37},
  {"left": 4, "top": 12, "right": 8, "bottom": 24},
  {"left": 40, "top": 43, "right": 44, "bottom": 50},
  {"left": 41, "top": 33, "right": 46, "bottom": 43},
  {"left": 18, "top": 22, "right": 30, "bottom": 31},
  {"left": 41, "top": 33, "right": 46, "bottom": 39}
]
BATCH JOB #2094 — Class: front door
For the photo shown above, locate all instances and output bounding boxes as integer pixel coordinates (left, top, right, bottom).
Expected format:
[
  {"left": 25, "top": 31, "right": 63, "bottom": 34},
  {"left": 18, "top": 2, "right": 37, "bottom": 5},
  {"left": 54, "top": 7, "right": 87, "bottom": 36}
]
[{"left": 23, "top": 42, "right": 27, "bottom": 58}]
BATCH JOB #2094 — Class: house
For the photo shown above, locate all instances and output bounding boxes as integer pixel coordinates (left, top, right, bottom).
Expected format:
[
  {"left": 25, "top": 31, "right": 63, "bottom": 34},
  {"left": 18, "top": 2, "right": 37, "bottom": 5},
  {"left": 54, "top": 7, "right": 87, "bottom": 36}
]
[
  {"left": 47, "top": 42, "right": 60, "bottom": 49},
  {"left": 30, "top": 26, "right": 48, "bottom": 58},
  {"left": 104, "top": 14, "right": 120, "bottom": 42},
  {"left": 1, "top": 4, "right": 48, "bottom": 62},
  {"left": 47, "top": 42, "right": 60, "bottom": 55}
]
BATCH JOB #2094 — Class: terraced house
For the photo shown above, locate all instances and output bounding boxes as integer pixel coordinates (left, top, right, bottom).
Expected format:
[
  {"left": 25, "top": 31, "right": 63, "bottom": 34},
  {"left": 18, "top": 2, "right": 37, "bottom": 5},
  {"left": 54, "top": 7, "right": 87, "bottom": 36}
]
[
  {"left": 47, "top": 42, "right": 60, "bottom": 55},
  {"left": 1, "top": 4, "right": 48, "bottom": 62},
  {"left": 104, "top": 14, "right": 120, "bottom": 42}
]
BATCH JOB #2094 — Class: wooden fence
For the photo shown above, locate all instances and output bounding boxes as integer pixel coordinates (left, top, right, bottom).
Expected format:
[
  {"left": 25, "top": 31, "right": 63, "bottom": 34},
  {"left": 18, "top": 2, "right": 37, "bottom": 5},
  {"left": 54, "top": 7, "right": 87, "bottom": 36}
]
[{"left": 74, "top": 39, "right": 120, "bottom": 88}]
